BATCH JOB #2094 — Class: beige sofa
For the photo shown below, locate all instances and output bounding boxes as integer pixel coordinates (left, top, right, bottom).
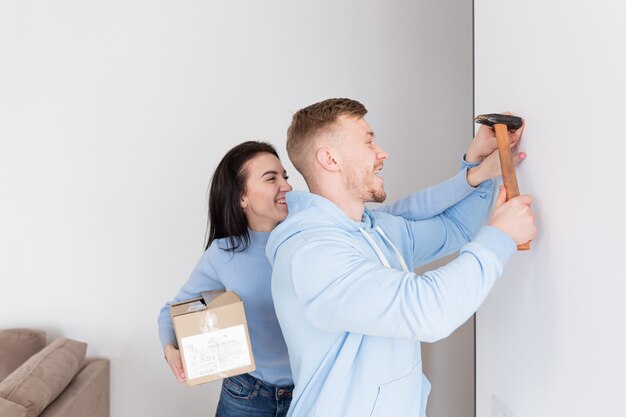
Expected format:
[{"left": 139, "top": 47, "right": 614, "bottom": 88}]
[{"left": 0, "top": 329, "right": 109, "bottom": 417}]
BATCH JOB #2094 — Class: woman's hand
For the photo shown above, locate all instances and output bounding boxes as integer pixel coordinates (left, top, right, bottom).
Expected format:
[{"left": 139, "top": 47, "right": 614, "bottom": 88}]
[{"left": 164, "top": 343, "right": 186, "bottom": 383}]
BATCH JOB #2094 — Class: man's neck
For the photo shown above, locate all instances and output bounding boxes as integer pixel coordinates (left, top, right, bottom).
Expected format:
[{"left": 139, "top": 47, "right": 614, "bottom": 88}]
[
  {"left": 310, "top": 186, "right": 365, "bottom": 222},
  {"left": 337, "top": 200, "right": 366, "bottom": 222}
]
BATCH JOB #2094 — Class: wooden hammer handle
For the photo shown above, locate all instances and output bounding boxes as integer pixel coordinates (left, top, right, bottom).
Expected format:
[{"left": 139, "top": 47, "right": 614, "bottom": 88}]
[{"left": 494, "top": 123, "right": 530, "bottom": 251}]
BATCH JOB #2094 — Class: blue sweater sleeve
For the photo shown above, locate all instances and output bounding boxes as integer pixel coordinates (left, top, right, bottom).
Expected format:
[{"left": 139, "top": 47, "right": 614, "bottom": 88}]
[
  {"left": 157, "top": 245, "right": 225, "bottom": 349},
  {"left": 287, "top": 225, "right": 515, "bottom": 343},
  {"left": 366, "top": 166, "right": 495, "bottom": 268},
  {"left": 376, "top": 169, "right": 474, "bottom": 220},
  {"left": 399, "top": 168, "right": 495, "bottom": 267},
  {"left": 376, "top": 156, "right": 480, "bottom": 220}
]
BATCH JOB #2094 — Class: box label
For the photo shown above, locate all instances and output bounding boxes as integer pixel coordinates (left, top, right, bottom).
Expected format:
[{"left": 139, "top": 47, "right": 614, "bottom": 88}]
[{"left": 181, "top": 324, "right": 252, "bottom": 379}]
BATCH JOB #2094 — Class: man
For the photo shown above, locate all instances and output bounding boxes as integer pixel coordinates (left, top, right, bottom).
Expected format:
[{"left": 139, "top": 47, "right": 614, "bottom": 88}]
[{"left": 266, "top": 98, "right": 536, "bottom": 417}]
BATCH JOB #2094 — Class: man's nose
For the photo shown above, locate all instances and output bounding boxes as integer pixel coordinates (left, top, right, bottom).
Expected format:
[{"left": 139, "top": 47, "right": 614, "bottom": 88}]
[{"left": 375, "top": 144, "right": 389, "bottom": 160}]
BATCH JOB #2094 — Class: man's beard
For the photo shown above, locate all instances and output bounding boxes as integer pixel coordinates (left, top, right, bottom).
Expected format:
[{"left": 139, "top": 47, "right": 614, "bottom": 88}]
[
  {"left": 366, "top": 187, "right": 387, "bottom": 203},
  {"left": 345, "top": 165, "right": 387, "bottom": 203}
]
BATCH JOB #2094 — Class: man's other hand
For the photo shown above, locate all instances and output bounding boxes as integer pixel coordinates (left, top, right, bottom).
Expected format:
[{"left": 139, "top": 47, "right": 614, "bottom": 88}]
[{"left": 489, "top": 186, "right": 537, "bottom": 245}]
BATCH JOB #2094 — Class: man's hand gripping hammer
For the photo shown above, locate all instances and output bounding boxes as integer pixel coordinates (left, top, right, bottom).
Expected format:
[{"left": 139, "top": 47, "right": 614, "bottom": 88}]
[{"left": 474, "top": 113, "right": 530, "bottom": 251}]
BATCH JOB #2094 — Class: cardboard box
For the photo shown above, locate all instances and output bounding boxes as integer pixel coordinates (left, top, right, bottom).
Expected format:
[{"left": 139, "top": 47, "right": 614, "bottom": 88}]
[{"left": 170, "top": 290, "right": 256, "bottom": 386}]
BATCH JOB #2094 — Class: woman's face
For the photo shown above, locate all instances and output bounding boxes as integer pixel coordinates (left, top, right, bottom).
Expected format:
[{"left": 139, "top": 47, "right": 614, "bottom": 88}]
[{"left": 240, "top": 153, "right": 293, "bottom": 232}]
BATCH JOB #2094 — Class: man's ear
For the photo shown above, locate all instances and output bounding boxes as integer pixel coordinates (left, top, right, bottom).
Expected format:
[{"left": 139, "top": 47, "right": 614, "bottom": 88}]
[{"left": 316, "top": 148, "right": 340, "bottom": 172}]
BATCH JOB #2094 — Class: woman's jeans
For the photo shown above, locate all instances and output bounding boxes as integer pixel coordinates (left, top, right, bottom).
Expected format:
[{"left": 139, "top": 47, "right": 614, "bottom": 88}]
[{"left": 215, "top": 373, "right": 293, "bottom": 417}]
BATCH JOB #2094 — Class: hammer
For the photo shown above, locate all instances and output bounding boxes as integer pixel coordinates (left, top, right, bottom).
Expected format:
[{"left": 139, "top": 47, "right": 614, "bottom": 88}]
[{"left": 474, "top": 113, "right": 530, "bottom": 251}]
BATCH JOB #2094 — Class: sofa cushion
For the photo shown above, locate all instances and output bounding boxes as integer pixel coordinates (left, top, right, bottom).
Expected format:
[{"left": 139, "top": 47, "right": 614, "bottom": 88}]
[
  {"left": 0, "top": 397, "right": 27, "bottom": 417},
  {"left": 0, "top": 337, "right": 87, "bottom": 417},
  {"left": 0, "top": 329, "right": 46, "bottom": 382},
  {"left": 39, "top": 359, "right": 110, "bottom": 417}
]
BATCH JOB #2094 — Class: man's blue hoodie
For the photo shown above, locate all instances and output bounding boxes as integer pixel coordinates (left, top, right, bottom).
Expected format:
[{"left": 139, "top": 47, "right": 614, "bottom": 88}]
[{"left": 266, "top": 175, "right": 516, "bottom": 417}]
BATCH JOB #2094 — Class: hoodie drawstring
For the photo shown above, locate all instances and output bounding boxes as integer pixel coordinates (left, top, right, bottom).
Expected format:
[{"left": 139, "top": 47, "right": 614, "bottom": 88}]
[{"left": 358, "top": 226, "right": 410, "bottom": 273}]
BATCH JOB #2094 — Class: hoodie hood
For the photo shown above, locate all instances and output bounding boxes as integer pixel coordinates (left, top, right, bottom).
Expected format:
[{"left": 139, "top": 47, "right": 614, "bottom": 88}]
[{"left": 266, "top": 190, "right": 378, "bottom": 265}]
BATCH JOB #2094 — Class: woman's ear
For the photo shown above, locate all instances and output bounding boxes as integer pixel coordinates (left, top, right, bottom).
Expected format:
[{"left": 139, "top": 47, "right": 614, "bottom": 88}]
[
  {"left": 316, "top": 148, "right": 340, "bottom": 172},
  {"left": 241, "top": 195, "right": 248, "bottom": 210}
]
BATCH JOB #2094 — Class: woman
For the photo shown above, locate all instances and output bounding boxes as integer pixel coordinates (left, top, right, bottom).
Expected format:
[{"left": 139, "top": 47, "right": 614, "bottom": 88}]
[
  {"left": 157, "top": 140, "right": 499, "bottom": 416},
  {"left": 158, "top": 141, "right": 294, "bottom": 417}
]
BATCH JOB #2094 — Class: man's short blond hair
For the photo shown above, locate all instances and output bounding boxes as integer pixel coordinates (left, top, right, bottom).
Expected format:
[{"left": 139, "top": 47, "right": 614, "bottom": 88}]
[{"left": 286, "top": 98, "right": 367, "bottom": 178}]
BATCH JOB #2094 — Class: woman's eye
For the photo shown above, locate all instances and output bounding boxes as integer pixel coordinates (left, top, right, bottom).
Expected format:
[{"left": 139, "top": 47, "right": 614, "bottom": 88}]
[
  {"left": 267, "top": 177, "right": 276, "bottom": 182},
  {"left": 284, "top": 175, "right": 290, "bottom": 180}
]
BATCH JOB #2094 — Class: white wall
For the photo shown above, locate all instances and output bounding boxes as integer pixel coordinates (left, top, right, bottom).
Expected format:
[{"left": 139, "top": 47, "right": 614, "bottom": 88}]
[
  {"left": 475, "top": 1, "right": 626, "bottom": 416},
  {"left": 0, "top": 1, "right": 473, "bottom": 416}
]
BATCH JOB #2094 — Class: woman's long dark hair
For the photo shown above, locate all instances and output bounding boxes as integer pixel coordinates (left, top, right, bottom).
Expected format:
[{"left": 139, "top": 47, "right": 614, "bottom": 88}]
[{"left": 206, "top": 141, "right": 280, "bottom": 252}]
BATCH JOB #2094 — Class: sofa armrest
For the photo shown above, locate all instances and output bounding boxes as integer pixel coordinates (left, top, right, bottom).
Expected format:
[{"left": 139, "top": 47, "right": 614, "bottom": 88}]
[{"left": 39, "top": 359, "right": 110, "bottom": 417}]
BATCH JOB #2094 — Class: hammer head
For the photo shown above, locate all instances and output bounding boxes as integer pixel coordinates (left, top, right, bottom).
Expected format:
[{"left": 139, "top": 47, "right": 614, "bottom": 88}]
[{"left": 474, "top": 113, "right": 523, "bottom": 129}]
